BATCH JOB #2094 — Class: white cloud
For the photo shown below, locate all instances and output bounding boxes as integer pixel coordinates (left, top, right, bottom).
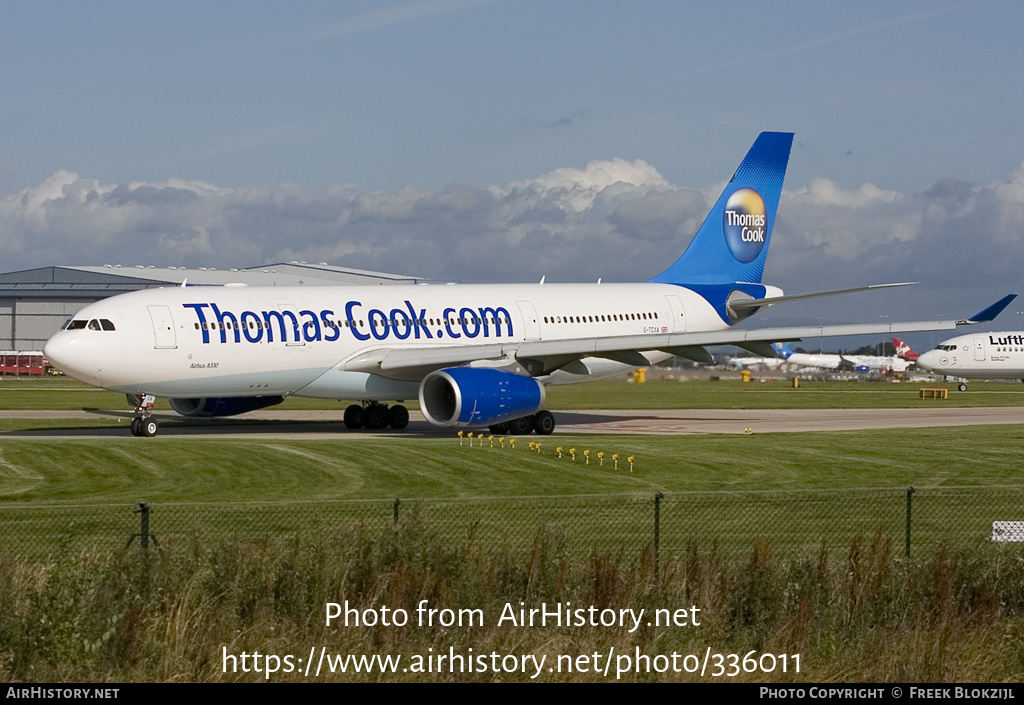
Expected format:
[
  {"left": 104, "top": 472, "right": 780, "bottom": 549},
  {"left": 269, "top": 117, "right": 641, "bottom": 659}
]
[{"left": 2, "top": 159, "right": 1023, "bottom": 321}]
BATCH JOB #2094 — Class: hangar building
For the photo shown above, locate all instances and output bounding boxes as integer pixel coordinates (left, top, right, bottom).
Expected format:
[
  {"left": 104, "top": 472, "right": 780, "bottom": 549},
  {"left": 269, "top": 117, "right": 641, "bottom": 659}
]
[{"left": 0, "top": 263, "right": 426, "bottom": 351}]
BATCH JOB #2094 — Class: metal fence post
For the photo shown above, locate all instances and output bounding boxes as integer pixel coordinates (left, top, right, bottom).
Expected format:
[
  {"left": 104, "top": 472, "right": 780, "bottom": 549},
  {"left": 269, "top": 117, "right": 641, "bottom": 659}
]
[
  {"left": 128, "top": 501, "right": 158, "bottom": 549},
  {"left": 654, "top": 492, "right": 664, "bottom": 576},
  {"left": 905, "top": 486, "right": 915, "bottom": 557}
]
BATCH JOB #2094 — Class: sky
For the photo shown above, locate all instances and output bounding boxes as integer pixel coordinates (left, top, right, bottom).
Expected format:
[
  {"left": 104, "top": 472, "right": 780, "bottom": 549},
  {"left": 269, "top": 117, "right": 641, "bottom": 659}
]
[{"left": 3, "top": 0, "right": 1024, "bottom": 350}]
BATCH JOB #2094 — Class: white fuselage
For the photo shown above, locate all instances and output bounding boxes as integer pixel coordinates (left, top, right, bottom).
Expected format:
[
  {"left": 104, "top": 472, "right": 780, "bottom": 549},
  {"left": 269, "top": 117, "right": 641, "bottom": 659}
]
[
  {"left": 917, "top": 332, "right": 1024, "bottom": 380},
  {"left": 775, "top": 349, "right": 906, "bottom": 373},
  {"left": 43, "top": 281, "right": 733, "bottom": 400},
  {"left": 789, "top": 352, "right": 906, "bottom": 372}
]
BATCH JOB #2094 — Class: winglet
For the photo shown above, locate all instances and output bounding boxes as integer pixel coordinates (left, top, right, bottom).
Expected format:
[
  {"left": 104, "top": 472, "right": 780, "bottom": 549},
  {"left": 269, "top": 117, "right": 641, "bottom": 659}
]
[{"left": 958, "top": 294, "right": 1016, "bottom": 325}]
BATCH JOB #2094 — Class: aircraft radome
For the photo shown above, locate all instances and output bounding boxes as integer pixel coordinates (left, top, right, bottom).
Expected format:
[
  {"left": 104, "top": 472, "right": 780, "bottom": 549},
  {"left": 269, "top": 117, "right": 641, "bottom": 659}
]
[{"left": 43, "top": 133, "right": 1014, "bottom": 436}]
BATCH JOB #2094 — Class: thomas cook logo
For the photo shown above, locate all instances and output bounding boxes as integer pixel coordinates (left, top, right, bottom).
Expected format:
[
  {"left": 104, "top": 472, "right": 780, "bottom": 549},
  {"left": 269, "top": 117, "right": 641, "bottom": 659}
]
[{"left": 723, "top": 188, "right": 767, "bottom": 263}]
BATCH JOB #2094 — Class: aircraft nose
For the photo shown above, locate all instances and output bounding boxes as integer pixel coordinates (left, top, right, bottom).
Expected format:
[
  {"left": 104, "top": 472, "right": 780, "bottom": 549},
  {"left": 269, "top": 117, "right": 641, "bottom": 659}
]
[
  {"left": 43, "top": 334, "right": 76, "bottom": 371},
  {"left": 916, "top": 350, "right": 939, "bottom": 370}
]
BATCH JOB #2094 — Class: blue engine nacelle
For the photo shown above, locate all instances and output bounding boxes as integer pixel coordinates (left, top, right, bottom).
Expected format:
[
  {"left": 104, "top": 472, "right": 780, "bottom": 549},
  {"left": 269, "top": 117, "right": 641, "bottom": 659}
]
[
  {"left": 418, "top": 367, "right": 545, "bottom": 427},
  {"left": 168, "top": 395, "right": 286, "bottom": 417}
]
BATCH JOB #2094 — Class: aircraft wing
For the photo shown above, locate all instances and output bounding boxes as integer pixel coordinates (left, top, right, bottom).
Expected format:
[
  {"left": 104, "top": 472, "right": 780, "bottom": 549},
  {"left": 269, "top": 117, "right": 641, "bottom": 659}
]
[{"left": 344, "top": 296, "right": 1015, "bottom": 380}]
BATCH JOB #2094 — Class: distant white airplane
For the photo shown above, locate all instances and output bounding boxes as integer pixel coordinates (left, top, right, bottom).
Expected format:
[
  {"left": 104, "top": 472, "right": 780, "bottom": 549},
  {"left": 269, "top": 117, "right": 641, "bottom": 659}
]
[
  {"left": 727, "top": 354, "right": 786, "bottom": 371},
  {"left": 43, "top": 132, "right": 1013, "bottom": 436},
  {"left": 770, "top": 342, "right": 909, "bottom": 373},
  {"left": 916, "top": 331, "right": 1024, "bottom": 391}
]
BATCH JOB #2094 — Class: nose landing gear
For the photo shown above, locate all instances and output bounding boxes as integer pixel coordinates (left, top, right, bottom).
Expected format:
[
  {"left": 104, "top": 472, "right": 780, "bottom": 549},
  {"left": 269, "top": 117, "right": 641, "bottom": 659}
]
[{"left": 130, "top": 394, "right": 158, "bottom": 437}]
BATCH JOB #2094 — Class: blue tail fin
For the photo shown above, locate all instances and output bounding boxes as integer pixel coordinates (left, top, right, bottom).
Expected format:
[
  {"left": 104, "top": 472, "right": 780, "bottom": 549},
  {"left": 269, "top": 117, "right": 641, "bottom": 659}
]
[
  {"left": 771, "top": 342, "right": 794, "bottom": 360},
  {"left": 649, "top": 131, "right": 793, "bottom": 286}
]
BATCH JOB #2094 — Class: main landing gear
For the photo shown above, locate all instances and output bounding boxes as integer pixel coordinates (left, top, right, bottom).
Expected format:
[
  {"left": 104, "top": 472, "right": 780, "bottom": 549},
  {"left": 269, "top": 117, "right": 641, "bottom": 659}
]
[
  {"left": 344, "top": 402, "right": 409, "bottom": 430},
  {"left": 129, "top": 394, "right": 158, "bottom": 437},
  {"left": 489, "top": 410, "right": 556, "bottom": 436}
]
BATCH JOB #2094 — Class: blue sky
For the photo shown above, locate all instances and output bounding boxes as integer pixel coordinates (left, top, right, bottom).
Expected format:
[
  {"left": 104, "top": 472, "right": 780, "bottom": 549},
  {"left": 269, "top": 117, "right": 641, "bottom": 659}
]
[
  {"left": 3, "top": 0, "right": 1024, "bottom": 347},
  {"left": 4, "top": 0, "right": 1019, "bottom": 192}
]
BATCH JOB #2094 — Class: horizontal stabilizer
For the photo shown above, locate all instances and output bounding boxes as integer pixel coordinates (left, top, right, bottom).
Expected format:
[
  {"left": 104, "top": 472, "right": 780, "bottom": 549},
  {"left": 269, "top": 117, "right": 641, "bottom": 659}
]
[{"left": 728, "top": 282, "right": 916, "bottom": 316}]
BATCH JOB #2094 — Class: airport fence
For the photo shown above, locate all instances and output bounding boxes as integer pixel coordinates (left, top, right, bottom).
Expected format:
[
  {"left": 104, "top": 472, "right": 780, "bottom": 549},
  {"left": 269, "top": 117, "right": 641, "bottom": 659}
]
[{"left": 1, "top": 486, "right": 1023, "bottom": 564}]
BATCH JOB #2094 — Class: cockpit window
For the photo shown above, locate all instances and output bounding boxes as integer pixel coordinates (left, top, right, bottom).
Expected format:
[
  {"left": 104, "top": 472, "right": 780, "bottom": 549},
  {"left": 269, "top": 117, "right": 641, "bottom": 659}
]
[{"left": 62, "top": 318, "right": 115, "bottom": 331}]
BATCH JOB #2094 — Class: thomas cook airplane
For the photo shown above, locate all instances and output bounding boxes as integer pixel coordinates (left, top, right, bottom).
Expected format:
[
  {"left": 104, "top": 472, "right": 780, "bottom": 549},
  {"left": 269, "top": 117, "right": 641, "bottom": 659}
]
[
  {"left": 42, "top": 132, "right": 1014, "bottom": 436},
  {"left": 917, "top": 330, "right": 1024, "bottom": 391}
]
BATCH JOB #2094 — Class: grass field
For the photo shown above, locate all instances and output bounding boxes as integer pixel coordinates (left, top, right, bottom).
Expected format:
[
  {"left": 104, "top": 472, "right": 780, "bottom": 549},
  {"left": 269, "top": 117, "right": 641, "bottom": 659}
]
[
  {"left": 3, "top": 375, "right": 1024, "bottom": 504},
  {"left": 4, "top": 375, "right": 1024, "bottom": 682},
  {"left": 3, "top": 427, "right": 1024, "bottom": 505}
]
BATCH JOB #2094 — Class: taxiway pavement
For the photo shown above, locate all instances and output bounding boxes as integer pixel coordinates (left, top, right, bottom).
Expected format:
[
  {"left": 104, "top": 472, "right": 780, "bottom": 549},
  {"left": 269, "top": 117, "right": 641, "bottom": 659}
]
[{"left": 4, "top": 407, "right": 1024, "bottom": 438}]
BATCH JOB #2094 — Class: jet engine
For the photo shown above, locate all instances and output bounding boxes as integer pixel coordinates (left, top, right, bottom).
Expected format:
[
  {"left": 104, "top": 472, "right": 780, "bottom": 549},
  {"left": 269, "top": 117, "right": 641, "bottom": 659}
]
[
  {"left": 418, "top": 367, "right": 545, "bottom": 427},
  {"left": 168, "top": 395, "right": 286, "bottom": 417}
]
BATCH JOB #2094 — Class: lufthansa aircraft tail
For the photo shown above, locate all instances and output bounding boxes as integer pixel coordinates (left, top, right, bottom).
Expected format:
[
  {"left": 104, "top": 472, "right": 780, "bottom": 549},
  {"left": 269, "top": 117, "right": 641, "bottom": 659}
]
[{"left": 649, "top": 131, "right": 794, "bottom": 287}]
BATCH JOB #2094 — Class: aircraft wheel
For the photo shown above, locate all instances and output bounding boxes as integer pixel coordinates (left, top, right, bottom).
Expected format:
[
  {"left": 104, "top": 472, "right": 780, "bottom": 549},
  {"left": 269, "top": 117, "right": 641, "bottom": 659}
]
[
  {"left": 489, "top": 422, "right": 509, "bottom": 434},
  {"left": 533, "top": 410, "right": 555, "bottom": 435},
  {"left": 343, "top": 404, "right": 364, "bottom": 429},
  {"left": 508, "top": 415, "right": 534, "bottom": 435},
  {"left": 364, "top": 406, "right": 387, "bottom": 430},
  {"left": 130, "top": 418, "right": 142, "bottom": 436},
  {"left": 388, "top": 405, "right": 409, "bottom": 429},
  {"left": 958, "top": 382, "right": 968, "bottom": 392},
  {"left": 141, "top": 418, "right": 159, "bottom": 437}
]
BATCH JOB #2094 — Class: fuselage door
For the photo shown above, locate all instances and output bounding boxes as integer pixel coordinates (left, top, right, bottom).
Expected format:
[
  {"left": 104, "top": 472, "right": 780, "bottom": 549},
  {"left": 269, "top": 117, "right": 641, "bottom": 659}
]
[
  {"left": 665, "top": 295, "right": 686, "bottom": 333},
  {"left": 516, "top": 301, "right": 541, "bottom": 341},
  {"left": 147, "top": 305, "right": 177, "bottom": 349},
  {"left": 974, "top": 337, "right": 986, "bottom": 361}
]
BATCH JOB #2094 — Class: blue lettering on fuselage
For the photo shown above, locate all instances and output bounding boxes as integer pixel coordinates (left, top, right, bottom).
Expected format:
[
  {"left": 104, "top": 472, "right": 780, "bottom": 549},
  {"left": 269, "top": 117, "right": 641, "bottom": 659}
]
[{"left": 183, "top": 300, "right": 513, "bottom": 345}]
